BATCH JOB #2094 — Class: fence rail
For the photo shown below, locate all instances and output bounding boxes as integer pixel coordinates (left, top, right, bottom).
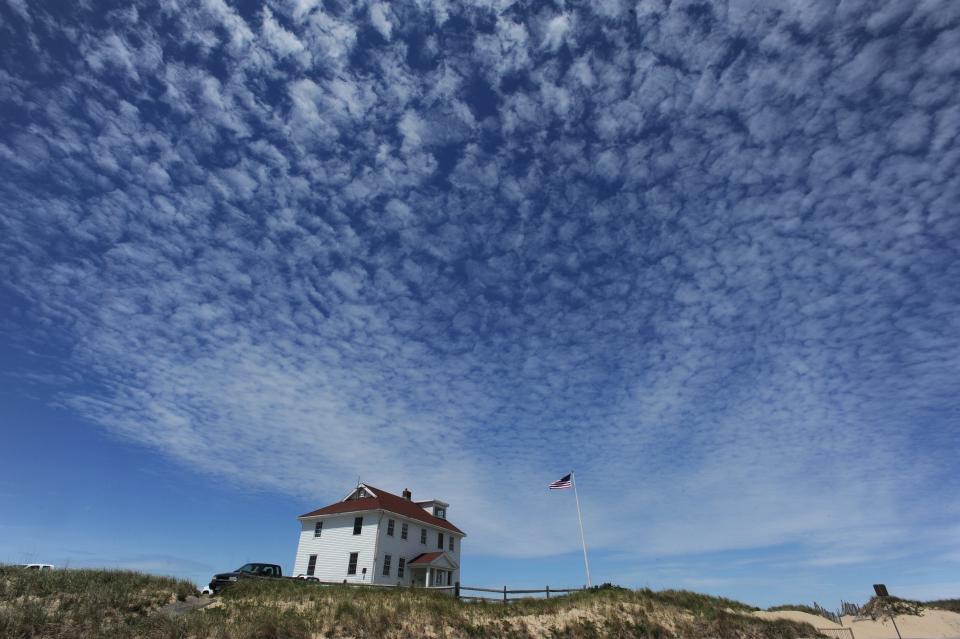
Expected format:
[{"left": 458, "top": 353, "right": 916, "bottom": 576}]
[
  {"left": 288, "top": 578, "right": 584, "bottom": 603},
  {"left": 293, "top": 579, "right": 454, "bottom": 591},
  {"left": 457, "top": 584, "right": 583, "bottom": 602}
]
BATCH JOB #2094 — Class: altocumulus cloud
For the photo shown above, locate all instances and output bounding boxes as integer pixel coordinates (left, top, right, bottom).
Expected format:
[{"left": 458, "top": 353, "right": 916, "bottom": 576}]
[{"left": 1, "top": 0, "right": 959, "bottom": 566}]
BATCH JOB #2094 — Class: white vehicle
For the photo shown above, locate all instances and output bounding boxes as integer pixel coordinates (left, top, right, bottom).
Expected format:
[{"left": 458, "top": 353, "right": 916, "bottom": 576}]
[
  {"left": 199, "top": 585, "right": 214, "bottom": 595},
  {"left": 20, "top": 564, "right": 55, "bottom": 571}
]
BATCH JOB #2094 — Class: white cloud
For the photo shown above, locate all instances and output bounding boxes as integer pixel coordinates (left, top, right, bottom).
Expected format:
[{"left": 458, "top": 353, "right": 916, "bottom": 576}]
[
  {"left": 261, "top": 7, "right": 305, "bottom": 58},
  {"left": 369, "top": 3, "right": 393, "bottom": 40},
  {"left": 541, "top": 13, "right": 571, "bottom": 52}
]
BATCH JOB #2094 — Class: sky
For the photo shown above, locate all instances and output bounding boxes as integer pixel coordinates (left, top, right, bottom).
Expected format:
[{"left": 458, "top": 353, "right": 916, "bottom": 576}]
[{"left": 1, "top": 0, "right": 959, "bottom": 608}]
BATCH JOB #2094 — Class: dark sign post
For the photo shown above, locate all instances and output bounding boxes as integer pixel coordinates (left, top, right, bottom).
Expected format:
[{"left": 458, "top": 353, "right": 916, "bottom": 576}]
[{"left": 872, "top": 584, "right": 901, "bottom": 639}]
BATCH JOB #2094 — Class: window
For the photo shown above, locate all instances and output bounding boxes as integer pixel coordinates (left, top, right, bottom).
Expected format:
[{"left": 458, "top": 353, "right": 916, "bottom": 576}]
[
  {"left": 353, "top": 516, "right": 363, "bottom": 535},
  {"left": 420, "top": 528, "right": 427, "bottom": 544},
  {"left": 387, "top": 519, "right": 395, "bottom": 536},
  {"left": 447, "top": 572, "right": 452, "bottom": 586},
  {"left": 314, "top": 521, "right": 323, "bottom": 538},
  {"left": 382, "top": 554, "right": 391, "bottom": 576},
  {"left": 435, "top": 507, "right": 446, "bottom": 519},
  {"left": 437, "top": 532, "right": 444, "bottom": 549},
  {"left": 306, "top": 555, "right": 317, "bottom": 576},
  {"left": 398, "top": 558, "right": 405, "bottom": 578},
  {"left": 401, "top": 522, "right": 408, "bottom": 539},
  {"left": 347, "top": 552, "right": 358, "bottom": 575},
  {"left": 449, "top": 536, "right": 454, "bottom": 552}
]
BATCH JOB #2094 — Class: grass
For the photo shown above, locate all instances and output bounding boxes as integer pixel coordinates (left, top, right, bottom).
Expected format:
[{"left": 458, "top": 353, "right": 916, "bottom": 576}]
[
  {"left": 0, "top": 566, "right": 195, "bottom": 639},
  {"left": 860, "top": 595, "right": 925, "bottom": 619},
  {"left": 925, "top": 598, "right": 960, "bottom": 613},
  {"left": 0, "top": 565, "right": 822, "bottom": 638}
]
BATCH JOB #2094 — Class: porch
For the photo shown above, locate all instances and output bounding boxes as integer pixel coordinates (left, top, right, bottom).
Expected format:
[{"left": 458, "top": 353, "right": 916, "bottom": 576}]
[{"left": 408, "top": 551, "right": 458, "bottom": 588}]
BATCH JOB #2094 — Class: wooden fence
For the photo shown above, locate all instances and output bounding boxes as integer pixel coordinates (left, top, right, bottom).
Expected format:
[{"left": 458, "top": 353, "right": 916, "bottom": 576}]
[
  {"left": 456, "top": 584, "right": 583, "bottom": 603},
  {"left": 292, "top": 578, "right": 583, "bottom": 603}
]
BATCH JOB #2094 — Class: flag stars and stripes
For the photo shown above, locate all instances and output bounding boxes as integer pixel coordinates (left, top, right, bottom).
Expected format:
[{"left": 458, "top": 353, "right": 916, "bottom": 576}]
[{"left": 549, "top": 473, "right": 573, "bottom": 490}]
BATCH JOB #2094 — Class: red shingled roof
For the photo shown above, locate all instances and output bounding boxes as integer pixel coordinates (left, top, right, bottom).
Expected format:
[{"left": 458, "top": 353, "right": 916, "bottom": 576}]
[
  {"left": 299, "top": 484, "right": 465, "bottom": 535},
  {"left": 408, "top": 552, "right": 444, "bottom": 565}
]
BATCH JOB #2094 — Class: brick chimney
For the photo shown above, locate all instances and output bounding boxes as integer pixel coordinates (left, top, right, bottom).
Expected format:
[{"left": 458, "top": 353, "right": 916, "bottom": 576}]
[{"left": 402, "top": 488, "right": 412, "bottom": 501}]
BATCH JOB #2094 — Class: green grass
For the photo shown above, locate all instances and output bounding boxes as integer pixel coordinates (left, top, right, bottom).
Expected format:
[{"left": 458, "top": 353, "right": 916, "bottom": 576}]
[
  {"left": 0, "top": 565, "right": 196, "bottom": 639},
  {"left": 0, "top": 565, "right": 821, "bottom": 638}
]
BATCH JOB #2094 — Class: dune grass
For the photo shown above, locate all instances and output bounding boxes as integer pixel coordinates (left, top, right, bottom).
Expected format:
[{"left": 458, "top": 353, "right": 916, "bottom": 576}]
[
  {"left": 0, "top": 565, "right": 195, "bottom": 638},
  {"left": 0, "top": 565, "right": 819, "bottom": 638},
  {"left": 925, "top": 598, "right": 960, "bottom": 613}
]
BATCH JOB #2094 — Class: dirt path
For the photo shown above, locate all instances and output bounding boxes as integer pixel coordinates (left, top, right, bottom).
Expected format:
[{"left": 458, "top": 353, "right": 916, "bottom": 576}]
[{"left": 159, "top": 595, "right": 217, "bottom": 618}]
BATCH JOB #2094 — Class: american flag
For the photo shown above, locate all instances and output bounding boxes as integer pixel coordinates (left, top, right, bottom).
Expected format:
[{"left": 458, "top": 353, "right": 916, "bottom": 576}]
[{"left": 549, "top": 473, "right": 572, "bottom": 490}]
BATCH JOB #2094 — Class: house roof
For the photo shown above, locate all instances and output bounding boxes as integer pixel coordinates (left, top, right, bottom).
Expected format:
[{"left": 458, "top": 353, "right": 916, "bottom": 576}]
[{"left": 299, "top": 484, "right": 465, "bottom": 535}]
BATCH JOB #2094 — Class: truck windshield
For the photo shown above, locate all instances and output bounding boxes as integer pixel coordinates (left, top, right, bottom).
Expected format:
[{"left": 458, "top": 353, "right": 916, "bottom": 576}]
[{"left": 236, "top": 564, "right": 273, "bottom": 575}]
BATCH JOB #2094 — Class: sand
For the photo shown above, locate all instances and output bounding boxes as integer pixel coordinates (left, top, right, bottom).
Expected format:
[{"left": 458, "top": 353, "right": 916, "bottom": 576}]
[
  {"left": 752, "top": 610, "right": 843, "bottom": 629},
  {"left": 752, "top": 609, "right": 960, "bottom": 639},
  {"left": 840, "top": 610, "right": 960, "bottom": 639}
]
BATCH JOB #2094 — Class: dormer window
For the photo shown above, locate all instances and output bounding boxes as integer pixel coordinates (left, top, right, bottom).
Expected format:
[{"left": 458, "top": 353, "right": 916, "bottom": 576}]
[{"left": 435, "top": 507, "right": 446, "bottom": 519}]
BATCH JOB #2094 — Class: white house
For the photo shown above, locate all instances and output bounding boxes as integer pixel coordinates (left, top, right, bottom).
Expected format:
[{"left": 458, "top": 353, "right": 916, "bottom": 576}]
[{"left": 293, "top": 483, "right": 465, "bottom": 588}]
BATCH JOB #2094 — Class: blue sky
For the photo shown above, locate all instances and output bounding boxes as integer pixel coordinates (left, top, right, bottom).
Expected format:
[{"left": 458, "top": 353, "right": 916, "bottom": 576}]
[{"left": 1, "top": 0, "right": 959, "bottom": 608}]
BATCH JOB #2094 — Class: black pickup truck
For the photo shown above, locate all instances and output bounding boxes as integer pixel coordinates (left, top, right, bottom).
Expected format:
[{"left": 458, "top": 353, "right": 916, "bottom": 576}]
[{"left": 208, "top": 563, "right": 285, "bottom": 593}]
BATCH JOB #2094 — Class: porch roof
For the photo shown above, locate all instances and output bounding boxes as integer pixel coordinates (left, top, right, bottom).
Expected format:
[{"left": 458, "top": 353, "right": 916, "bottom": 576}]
[
  {"left": 408, "top": 552, "right": 459, "bottom": 570},
  {"left": 408, "top": 552, "right": 444, "bottom": 565}
]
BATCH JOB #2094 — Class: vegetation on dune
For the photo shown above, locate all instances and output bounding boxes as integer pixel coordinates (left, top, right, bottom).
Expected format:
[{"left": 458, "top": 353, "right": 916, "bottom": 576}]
[
  {"left": 861, "top": 595, "right": 925, "bottom": 619},
  {"left": 0, "top": 565, "right": 196, "bottom": 638},
  {"left": 0, "top": 565, "right": 820, "bottom": 638},
  {"left": 924, "top": 598, "right": 960, "bottom": 613}
]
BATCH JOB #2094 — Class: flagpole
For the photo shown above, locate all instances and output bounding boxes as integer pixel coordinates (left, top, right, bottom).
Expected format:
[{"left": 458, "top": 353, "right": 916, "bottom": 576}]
[{"left": 571, "top": 471, "right": 592, "bottom": 588}]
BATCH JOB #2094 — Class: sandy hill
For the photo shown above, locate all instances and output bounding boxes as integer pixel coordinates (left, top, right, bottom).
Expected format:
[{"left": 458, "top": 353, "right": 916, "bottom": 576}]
[
  {"left": 755, "top": 607, "right": 960, "bottom": 639},
  {"left": 1, "top": 566, "right": 822, "bottom": 638}
]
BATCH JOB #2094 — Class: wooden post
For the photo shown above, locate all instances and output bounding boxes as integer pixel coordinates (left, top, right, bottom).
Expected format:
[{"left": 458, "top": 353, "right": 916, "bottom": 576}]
[
  {"left": 546, "top": 585, "right": 550, "bottom": 598},
  {"left": 503, "top": 585, "right": 507, "bottom": 604},
  {"left": 455, "top": 582, "right": 460, "bottom": 600}
]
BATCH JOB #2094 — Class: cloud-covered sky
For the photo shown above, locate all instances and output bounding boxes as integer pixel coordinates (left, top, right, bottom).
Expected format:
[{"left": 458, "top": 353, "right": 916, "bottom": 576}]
[{"left": 2, "top": 0, "right": 959, "bottom": 602}]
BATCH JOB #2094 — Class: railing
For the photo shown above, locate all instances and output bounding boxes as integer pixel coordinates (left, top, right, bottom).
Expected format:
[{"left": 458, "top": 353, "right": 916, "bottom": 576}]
[
  {"left": 294, "top": 578, "right": 454, "bottom": 591},
  {"left": 289, "top": 578, "right": 583, "bottom": 602},
  {"left": 810, "top": 601, "right": 842, "bottom": 624},
  {"left": 456, "top": 584, "right": 583, "bottom": 603}
]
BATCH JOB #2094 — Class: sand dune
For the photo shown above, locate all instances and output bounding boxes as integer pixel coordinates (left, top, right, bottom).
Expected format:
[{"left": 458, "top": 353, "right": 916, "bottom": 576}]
[
  {"left": 840, "top": 610, "right": 960, "bottom": 639},
  {"left": 752, "top": 609, "right": 960, "bottom": 639},
  {"left": 753, "top": 610, "right": 843, "bottom": 629}
]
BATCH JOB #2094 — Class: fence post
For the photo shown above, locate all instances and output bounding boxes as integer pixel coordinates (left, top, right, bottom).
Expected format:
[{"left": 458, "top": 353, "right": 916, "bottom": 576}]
[
  {"left": 546, "top": 585, "right": 550, "bottom": 599},
  {"left": 454, "top": 582, "right": 460, "bottom": 600},
  {"left": 503, "top": 585, "right": 507, "bottom": 604}
]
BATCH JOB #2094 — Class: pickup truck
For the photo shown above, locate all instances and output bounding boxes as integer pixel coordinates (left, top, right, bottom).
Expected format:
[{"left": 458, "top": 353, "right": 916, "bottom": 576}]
[{"left": 208, "top": 563, "right": 285, "bottom": 593}]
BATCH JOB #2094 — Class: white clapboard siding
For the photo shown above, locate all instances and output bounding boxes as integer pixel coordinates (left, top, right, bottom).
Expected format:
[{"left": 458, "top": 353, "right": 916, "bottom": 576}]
[
  {"left": 370, "top": 515, "right": 463, "bottom": 586},
  {"left": 293, "top": 512, "right": 381, "bottom": 582}
]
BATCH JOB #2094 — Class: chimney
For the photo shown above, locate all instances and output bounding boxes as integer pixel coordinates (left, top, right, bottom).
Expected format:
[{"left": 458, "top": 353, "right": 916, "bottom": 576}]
[{"left": 402, "top": 488, "right": 412, "bottom": 501}]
